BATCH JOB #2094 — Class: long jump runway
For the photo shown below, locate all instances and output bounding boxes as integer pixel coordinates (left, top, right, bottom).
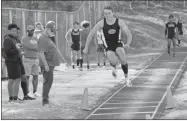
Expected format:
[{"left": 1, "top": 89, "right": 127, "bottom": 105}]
[{"left": 85, "top": 47, "right": 187, "bottom": 120}]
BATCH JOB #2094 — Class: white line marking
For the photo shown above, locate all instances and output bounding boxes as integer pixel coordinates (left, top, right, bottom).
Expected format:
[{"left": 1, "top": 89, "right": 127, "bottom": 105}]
[
  {"left": 91, "top": 112, "right": 155, "bottom": 116},
  {"left": 98, "top": 106, "right": 157, "bottom": 110},
  {"left": 106, "top": 101, "right": 160, "bottom": 104},
  {"left": 85, "top": 50, "right": 166, "bottom": 119},
  {"left": 151, "top": 55, "right": 187, "bottom": 119},
  {"left": 121, "top": 85, "right": 167, "bottom": 89}
]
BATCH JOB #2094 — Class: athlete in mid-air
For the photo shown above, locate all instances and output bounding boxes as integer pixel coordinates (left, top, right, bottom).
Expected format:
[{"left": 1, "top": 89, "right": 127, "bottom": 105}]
[{"left": 83, "top": 6, "right": 132, "bottom": 86}]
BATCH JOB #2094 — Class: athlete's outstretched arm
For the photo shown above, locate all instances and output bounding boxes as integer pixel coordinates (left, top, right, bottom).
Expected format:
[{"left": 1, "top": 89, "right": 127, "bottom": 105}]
[
  {"left": 119, "top": 19, "right": 132, "bottom": 46},
  {"left": 84, "top": 20, "right": 103, "bottom": 51},
  {"left": 65, "top": 29, "right": 72, "bottom": 42}
]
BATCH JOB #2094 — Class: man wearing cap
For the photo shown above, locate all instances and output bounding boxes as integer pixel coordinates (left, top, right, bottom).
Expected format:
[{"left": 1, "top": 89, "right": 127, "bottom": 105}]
[
  {"left": 38, "top": 22, "right": 62, "bottom": 106},
  {"left": 22, "top": 25, "right": 40, "bottom": 99},
  {"left": 165, "top": 15, "right": 178, "bottom": 57}
]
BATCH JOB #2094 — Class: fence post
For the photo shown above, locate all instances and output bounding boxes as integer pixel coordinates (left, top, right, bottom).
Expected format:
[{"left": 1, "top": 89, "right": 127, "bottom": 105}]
[
  {"left": 44, "top": 12, "right": 47, "bottom": 24},
  {"left": 65, "top": 13, "right": 68, "bottom": 55},
  {"left": 83, "top": 2, "right": 85, "bottom": 20},
  {"left": 22, "top": 10, "right": 26, "bottom": 35},
  {"left": 98, "top": 1, "right": 100, "bottom": 20},
  {"left": 9, "top": 9, "right": 12, "bottom": 23},
  {"left": 55, "top": 12, "right": 59, "bottom": 49},
  {"left": 89, "top": 1, "right": 92, "bottom": 31},
  {"left": 93, "top": 1, "right": 96, "bottom": 24},
  {"left": 34, "top": 11, "right": 37, "bottom": 23}
]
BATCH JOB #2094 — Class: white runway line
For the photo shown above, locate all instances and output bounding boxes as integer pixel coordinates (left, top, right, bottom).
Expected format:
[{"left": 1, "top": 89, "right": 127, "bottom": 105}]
[
  {"left": 151, "top": 55, "right": 187, "bottom": 119},
  {"left": 85, "top": 50, "right": 166, "bottom": 119}
]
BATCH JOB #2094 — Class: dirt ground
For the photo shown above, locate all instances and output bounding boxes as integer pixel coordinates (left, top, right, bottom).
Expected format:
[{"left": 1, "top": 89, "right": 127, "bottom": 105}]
[{"left": 1, "top": 49, "right": 163, "bottom": 119}]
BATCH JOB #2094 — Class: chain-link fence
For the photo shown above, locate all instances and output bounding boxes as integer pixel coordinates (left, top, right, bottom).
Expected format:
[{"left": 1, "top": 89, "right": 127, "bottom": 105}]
[{"left": 2, "top": 1, "right": 109, "bottom": 63}]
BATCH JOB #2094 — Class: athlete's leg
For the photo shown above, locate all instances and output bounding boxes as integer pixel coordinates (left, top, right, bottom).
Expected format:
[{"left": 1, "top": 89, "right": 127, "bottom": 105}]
[
  {"left": 167, "top": 39, "right": 171, "bottom": 55},
  {"left": 86, "top": 54, "right": 89, "bottom": 69},
  {"left": 171, "top": 38, "right": 176, "bottom": 57},
  {"left": 77, "top": 49, "right": 82, "bottom": 70},
  {"left": 97, "top": 51, "right": 102, "bottom": 66},
  {"left": 106, "top": 50, "right": 118, "bottom": 78},
  {"left": 103, "top": 49, "right": 107, "bottom": 66},
  {"left": 71, "top": 50, "right": 77, "bottom": 69},
  {"left": 116, "top": 47, "right": 132, "bottom": 86},
  {"left": 178, "top": 34, "right": 182, "bottom": 46}
]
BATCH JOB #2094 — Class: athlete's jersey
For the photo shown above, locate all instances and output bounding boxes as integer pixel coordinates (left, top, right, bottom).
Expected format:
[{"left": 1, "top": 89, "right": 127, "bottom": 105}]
[
  {"left": 165, "top": 22, "right": 177, "bottom": 38},
  {"left": 103, "top": 18, "right": 120, "bottom": 45},
  {"left": 71, "top": 29, "right": 80, "bottom": 44}
]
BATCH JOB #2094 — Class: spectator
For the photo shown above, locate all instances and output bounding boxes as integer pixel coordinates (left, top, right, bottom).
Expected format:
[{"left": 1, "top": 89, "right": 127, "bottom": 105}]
[
  {"left": 38, "top": 22, "right": 62, "bottom": 107},
  {"left": 22, "top": 25, "right": 41, "bottom": 98},
  {"left": 34, "top": 22, "right": 44, "bottom": 40},
  {"left": 1, "top": 48, "right": 8, "bottom": 80},
  {"left": 3, "top": 23, "right": 24, "bottom": 103}
]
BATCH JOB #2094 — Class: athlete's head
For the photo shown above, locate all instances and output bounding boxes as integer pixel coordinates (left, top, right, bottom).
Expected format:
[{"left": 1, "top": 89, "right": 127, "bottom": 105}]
[
  {"left": 73, "top": 22, "right": 79, "bottom": 29},
  {"left": 168, "top": 15, "right": 174, "bottom": 22},
  {"left": 27, "top": 25, "right": 35, "bottom": 37},
  {"left": 103, "top": 6, "right": 114, "bottom": 19}
]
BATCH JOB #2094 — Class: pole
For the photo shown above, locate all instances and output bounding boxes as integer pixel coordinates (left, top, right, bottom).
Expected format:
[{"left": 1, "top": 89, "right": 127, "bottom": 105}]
[
  {"left": 44, "top": 12, "right": 47, "bottom": 24},
  {"left": 9, "top": 9, "right": 12, "bottom": 23},
  {"left": 22, "top": 11, "right": 26, "bottom": 35},
  {"left": 56, "top": 12, "right": 59, "bottom": 49}
]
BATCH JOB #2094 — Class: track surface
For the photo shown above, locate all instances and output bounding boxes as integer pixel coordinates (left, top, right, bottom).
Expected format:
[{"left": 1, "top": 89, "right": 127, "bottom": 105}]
[{"left": 85, "top": 47, "right": 187, "bottom": 120}]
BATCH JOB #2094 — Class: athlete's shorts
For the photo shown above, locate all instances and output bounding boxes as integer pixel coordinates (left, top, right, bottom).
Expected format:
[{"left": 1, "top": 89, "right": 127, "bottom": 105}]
[
  {"left": 23, "top": 58, "right": 39, "bottom": 76},
  {"left": 71, "top": 43, "right": 80, "bottom": 51},
  {"left": 178, "top": 30, "right": 183, "bottom": 35},
  {"left": 97, "top": 44, "right": 105, "bottom": 52},
  {"left": 105, "top": 41, "right": 124, "bottom": 52},
  {"left": 167, "top": 36, "right": 176, "bottom": 40},
  {"left": 81, "top": 45, "right": 85, "bottom": 54}
]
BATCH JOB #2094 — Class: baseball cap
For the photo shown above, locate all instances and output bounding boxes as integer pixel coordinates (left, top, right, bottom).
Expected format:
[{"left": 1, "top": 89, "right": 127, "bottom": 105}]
[
  {"left": 45, "top": 22, "right": 57, "bottom": 32},
  {"left": 47, "top": 21, "right": 55, "bottom": 25},
  {"left": 27, "top": 25, "right": 34, "bottom": 31}
]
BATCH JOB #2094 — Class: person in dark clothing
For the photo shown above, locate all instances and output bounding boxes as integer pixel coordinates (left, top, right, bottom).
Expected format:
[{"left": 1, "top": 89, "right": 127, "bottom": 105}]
[
  {"left": 65, "top": 22, "right": 81, "bottom": 69},
  {"left": 80, "top": 20, "right": 90, "bottom": 70},
  {"left": 165, "top": 15, "right": 178, "bottom": 57},
  {"left": 83, "top": 6, "right": 132, "bottom": 87},
  {"left": 38, "top": 22, "right": 63, "bottom": 107},
  {"left": 177, "top": 17, "right": 184, "bottom": 46},
  {"left": 3, "top": 23, "right": 24, "bottom": 103}
]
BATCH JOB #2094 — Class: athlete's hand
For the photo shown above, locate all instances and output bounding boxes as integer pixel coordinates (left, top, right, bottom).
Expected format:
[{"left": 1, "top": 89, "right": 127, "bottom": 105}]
[{"left": 83, "top": 48, "right": 88, "bottom": 54}]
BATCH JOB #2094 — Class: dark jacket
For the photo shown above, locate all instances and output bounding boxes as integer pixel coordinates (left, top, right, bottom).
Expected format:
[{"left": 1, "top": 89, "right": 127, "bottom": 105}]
[{"left": 3, "top": 34, "right": 21, "bottom": 62}]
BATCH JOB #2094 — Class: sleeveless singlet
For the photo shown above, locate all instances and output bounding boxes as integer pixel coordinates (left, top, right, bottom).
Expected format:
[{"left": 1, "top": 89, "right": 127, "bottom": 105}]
[
  {"left": 102, "top": 18, "right": 120, "bottom": 47},
  {"left": 71, "top": 29, "right": 80, "bottom": 44}
]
